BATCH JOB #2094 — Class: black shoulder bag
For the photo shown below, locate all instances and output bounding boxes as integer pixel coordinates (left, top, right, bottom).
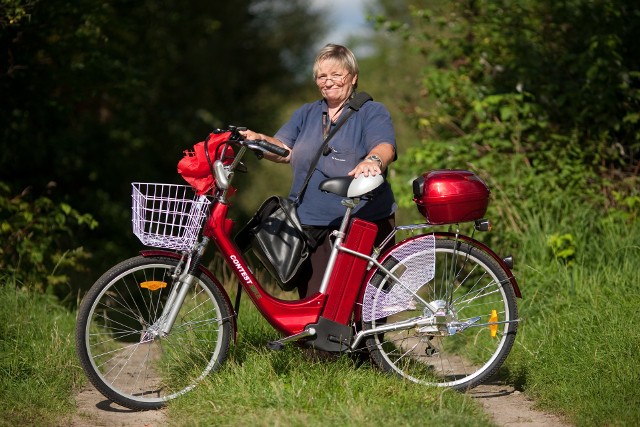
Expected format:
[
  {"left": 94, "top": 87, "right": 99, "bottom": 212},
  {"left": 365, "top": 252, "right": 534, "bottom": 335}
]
[{"left": 235, "top": 92, "right": 373, "bottom": 290}]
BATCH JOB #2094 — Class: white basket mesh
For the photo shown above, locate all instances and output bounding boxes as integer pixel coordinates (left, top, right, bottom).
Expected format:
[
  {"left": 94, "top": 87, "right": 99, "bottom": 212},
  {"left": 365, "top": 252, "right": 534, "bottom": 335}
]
[{"left": 131, "top": 183, "right": 211, "bottom": 251}]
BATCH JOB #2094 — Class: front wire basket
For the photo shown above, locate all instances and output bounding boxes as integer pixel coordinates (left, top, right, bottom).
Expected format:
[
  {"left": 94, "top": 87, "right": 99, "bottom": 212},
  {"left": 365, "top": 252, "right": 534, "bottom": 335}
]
[{"left": 131, "top": 183, "right": 211, "bottom": 251}]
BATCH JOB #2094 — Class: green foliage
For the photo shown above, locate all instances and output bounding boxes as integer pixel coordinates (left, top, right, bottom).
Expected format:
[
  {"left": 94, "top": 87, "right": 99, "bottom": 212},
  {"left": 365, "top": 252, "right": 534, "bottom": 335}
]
[
  {"left": 0, "top": 0, "right": 326, "bottom": 285},
  {"left": 0, "top": 182, "right": 97, "bottom": 292},
  {"left": 546, "top": 233, "right": 576, "bottom": 265},
  {"left": 0, "top": 285, "right": 82, "bottom": 426},
  {"left": 504, "top": 201, "right": 640, "bottom": 425},
  {"left": 0, "top": 0, "right": 37, "bottom": 27},
  {"left": 373, "top": 0, "right": 639, "bottom": 250}
]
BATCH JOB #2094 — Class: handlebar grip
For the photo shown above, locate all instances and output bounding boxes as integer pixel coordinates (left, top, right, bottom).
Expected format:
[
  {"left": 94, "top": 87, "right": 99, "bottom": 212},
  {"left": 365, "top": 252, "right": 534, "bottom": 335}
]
[{"left": 254, "top": 139, "right": 290, "bottom": 158}]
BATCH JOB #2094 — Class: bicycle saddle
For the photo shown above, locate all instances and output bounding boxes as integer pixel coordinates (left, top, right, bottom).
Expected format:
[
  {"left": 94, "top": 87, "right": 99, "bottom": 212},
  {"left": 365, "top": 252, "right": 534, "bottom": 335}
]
[{"left": 319, "top": 174, "right": 384, "bottom": 198}]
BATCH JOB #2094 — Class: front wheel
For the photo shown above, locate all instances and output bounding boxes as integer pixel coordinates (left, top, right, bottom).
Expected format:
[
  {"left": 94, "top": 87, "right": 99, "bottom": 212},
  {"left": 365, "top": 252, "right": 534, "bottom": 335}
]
[
  {"left": 362, "top": 235, "right": 518, "bottom": 390},
  {"left": 76, "top": 256, "right": 233, "bottom": 410}
]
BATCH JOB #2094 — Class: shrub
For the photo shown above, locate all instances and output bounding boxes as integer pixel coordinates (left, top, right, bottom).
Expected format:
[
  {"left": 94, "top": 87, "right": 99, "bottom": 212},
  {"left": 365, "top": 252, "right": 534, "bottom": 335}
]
[{"left": 0, "top": 181, "right": 98, "bottom": 293}]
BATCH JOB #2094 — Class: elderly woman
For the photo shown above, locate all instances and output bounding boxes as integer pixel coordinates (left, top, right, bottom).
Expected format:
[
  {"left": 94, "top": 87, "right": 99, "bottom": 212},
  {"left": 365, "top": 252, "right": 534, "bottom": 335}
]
[{"left": 241, "top": 43, "right": 397, "bottom": 298}]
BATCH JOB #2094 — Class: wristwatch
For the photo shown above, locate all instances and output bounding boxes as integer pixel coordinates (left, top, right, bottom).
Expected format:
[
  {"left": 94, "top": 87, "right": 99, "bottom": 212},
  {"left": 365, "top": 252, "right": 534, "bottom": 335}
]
[{"left": 366, "top": 155, "right": 383, "bottom": 168}]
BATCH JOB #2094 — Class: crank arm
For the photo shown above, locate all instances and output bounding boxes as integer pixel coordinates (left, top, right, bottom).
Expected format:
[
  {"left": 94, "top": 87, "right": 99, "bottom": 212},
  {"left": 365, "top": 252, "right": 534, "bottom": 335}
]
[{"left": 267, "top": 328, "right": 317, "bottom": 351}]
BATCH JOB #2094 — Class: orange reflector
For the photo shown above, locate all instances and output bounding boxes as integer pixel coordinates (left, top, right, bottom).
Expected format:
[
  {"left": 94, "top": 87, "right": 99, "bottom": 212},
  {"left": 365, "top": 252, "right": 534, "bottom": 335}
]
[
  {"left": 141, "top": 281, "right": 167, "bottom": 291},
  {"left": 489, "top": 309, "right": 498, "bottom": 337}
]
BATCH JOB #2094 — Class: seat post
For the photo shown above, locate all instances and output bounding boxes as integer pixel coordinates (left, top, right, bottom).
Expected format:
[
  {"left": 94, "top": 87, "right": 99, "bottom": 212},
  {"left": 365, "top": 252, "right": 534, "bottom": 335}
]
[{"left": 318, "top": 198, "right": 359, "bottom": 294}]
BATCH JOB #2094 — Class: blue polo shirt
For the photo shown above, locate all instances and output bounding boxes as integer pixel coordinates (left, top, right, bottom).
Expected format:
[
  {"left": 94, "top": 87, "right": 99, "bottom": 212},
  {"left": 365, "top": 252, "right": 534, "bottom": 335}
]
[{"left": 275, "top": 98, "right": 397, "bottom": 227}]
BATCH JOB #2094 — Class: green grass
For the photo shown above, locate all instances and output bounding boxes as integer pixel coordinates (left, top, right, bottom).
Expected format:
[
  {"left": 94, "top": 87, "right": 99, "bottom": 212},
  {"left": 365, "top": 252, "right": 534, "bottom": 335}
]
[
  {"left": 168, "top": 290, "right": 493, "bottom": 427},
  {"left": 500, "top": 205, "right": 640, "bottom": 426},
  {"left": 0, "top": 284, "right": 83, "bottom": 427},
  {"left": 1, "top": 197, "right": 639, "bottom": 426}
]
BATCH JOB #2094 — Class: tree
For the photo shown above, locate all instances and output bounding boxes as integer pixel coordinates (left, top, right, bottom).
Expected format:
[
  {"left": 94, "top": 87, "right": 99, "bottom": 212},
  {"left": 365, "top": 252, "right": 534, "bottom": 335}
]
[
  {"left": 0, "top": 0, "right": 326, "bottom": 293},
  {"left": 366, "top": 0, "right": 639, "bottom": 238}
]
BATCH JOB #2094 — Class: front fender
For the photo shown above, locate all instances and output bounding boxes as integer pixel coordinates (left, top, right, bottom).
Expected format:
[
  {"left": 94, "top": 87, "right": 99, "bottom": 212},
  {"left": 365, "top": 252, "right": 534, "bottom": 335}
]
[{"left": 140, "top": 249, "right": 238, "bottom": 342}]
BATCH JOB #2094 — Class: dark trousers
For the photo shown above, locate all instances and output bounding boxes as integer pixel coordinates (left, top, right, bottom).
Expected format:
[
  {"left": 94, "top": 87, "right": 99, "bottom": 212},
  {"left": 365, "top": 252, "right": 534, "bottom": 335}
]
[{"left": 295, "top": 215, "right": 396, "bottom": 299}]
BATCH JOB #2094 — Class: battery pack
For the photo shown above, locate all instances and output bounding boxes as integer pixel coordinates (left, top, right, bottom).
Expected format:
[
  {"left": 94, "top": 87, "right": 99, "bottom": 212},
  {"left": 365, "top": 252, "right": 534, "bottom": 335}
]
[{"left": 322, "top": 218, "right": 378, "bottom": 325}]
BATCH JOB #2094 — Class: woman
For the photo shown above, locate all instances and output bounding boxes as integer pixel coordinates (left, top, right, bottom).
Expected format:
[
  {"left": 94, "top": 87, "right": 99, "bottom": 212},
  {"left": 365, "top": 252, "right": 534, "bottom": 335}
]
[{"left": 241, "top": 44, "right": 397, "bottom": 298}]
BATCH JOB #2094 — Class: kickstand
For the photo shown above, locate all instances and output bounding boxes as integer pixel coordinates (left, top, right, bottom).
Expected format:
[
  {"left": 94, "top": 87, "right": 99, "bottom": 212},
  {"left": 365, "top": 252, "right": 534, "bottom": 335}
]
[{"left": 234, "top": 283, "right": 242, "bottom": 315}]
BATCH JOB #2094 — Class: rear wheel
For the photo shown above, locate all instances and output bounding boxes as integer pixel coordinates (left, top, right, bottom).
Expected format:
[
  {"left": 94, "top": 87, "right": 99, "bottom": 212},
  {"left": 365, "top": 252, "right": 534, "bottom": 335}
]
[
  {"left": 362, "top": 236, "right": 518, "bottom": 390},
  {"left": 76, "top": 256, "right": 233, "bottom": 410}
]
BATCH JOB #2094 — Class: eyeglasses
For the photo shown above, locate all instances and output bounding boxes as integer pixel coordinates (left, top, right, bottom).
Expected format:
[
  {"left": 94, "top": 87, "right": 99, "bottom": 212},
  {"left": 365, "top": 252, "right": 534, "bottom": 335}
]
[{"left": 316, "top": 73, "right": 349, "bottom": 85}]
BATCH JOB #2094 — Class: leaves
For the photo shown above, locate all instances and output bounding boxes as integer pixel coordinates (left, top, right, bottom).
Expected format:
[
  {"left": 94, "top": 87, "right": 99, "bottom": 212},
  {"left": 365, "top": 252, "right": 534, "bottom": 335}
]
[
  {"left": 547, "top": 233, "right": 576, "bottom": 265},
  {"left": 374, "top": 0, "right": 639, "bottom": 247},
  {"left": 0, "top": 183, "right": 97, "bottom": 292},
  {"left": 0, "top": 1, "right": 326, "bottom": 291}
]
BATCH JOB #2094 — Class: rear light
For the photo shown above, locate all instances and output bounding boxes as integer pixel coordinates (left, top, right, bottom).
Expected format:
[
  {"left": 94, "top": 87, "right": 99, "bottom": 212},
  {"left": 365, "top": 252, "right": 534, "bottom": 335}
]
[{"left": 474, "top": 219, "right": 492, "bottom": 232}]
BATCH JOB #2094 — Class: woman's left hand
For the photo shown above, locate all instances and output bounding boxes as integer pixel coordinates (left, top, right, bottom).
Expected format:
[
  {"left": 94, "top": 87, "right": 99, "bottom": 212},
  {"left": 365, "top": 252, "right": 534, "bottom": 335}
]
[
  {"left": 348, "top": 158, "right": 381, "bottom": 178},
  {"left": 348, "top": 143, "right": 395, "bottom": 178}
]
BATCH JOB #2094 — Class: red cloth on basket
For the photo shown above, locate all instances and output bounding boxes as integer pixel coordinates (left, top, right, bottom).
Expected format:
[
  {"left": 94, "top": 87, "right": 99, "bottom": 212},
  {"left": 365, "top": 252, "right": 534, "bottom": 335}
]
[{"left": 177, "top": 132, "right": 234, "bottom": 195}]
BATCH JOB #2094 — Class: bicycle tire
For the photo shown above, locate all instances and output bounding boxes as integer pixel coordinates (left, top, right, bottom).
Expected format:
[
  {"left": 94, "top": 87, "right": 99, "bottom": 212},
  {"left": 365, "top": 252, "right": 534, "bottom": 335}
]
[
  {"left": 363, "top": 236, "right": 518, "bottom": 390},
  {"left": 76, "top": 256, "right": 233, "bottom": 410}
]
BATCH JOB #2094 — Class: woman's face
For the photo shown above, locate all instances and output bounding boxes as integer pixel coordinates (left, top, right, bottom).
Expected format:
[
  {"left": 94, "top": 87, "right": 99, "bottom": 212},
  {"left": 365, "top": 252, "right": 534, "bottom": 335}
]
[{"left": 315, "top": 59, "right": 358, "bottom": 106}]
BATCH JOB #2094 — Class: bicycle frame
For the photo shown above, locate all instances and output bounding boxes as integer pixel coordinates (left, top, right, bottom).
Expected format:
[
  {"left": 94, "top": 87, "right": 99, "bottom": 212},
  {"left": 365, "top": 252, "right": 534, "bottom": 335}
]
[
  {"left": 201, "top": 197, "right": 375, "bottom": 338},
  {"left": 140, "top": 134, "right": 521, "bottom": 351}
]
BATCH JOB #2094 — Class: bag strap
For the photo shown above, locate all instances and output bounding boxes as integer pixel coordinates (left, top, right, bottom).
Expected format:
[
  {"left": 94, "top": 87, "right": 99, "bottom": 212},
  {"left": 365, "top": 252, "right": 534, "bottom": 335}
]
[{"left": 293, "top": 91, "right": 373, "bottom": 204}]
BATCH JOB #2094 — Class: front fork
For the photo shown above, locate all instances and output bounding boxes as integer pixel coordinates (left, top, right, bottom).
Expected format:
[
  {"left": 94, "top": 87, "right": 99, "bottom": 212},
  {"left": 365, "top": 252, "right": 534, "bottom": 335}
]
[{"left": 151, "top": 238, "right": 210, "bottom": 338}]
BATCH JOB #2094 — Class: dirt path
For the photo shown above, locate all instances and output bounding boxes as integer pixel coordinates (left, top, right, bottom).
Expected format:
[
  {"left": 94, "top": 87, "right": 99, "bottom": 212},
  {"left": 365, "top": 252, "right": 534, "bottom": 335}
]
[
  {"left": 69, "top": 385, "right": 167, "bottom": 427},
  {"left": 70, "top": 380, "right": 570, "bottom": 427},
  {"left": 469, "top": 381, "right": 570, "bottom": 426}
]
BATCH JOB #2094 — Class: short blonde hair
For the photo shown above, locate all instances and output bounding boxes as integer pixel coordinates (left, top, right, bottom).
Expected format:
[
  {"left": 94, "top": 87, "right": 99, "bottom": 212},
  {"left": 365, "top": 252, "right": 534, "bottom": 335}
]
[{"left": 313, "top": 44, "right": 359, "bottom": 87}]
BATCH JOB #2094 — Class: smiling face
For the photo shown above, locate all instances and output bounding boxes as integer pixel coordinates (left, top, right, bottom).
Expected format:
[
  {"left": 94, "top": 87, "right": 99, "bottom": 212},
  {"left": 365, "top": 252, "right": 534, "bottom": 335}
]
[{"left": 315, "top": 59, "right": 358, "bottom": 107}]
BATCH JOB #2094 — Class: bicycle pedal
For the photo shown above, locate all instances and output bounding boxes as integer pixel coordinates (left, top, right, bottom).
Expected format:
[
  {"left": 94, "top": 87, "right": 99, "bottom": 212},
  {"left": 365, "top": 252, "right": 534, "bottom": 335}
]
[
  {"left": 267, "top": 340, "right": 285, "bottom": 351},
  {"left": 267, "top": 327, "right": 316, "bottom": 351}
]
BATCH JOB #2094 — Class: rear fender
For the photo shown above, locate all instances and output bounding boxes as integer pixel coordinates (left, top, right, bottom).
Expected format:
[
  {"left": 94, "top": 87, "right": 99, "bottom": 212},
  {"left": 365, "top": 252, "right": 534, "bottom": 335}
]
[
  {"left": 434, "top": 232, "right": 521, "bottom": 298},
  {"left": 140, "top": 249, "right": 238, "bottom": 342}
]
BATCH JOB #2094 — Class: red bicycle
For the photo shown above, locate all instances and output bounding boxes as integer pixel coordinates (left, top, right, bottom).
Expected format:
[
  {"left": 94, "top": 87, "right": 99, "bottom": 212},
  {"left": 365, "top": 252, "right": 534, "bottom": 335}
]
[{"left": 76, "top": 127, "right": 521, "bottom": 410}]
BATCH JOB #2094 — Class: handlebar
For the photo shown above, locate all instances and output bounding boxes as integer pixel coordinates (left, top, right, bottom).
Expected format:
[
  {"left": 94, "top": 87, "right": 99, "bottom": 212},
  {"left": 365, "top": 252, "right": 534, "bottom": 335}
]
[
  {"left": 205, "top": 127, "right": 291, "bottom": 194},
  {"left": 249, "top": 139, "right": 290, "bottom": 158},
  {"left": 225, "top": 126, "right": 290, "bottom": 158}
]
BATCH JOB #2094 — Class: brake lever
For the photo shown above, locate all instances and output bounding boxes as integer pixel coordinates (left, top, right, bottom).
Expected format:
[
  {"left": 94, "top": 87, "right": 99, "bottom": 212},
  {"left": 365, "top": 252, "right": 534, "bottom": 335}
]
[
  {"left": 227, "top": 125, "right": 247, "bottom": 141},
  {"left": 245, "top": 141, "right": 265, "bottom": 159}
]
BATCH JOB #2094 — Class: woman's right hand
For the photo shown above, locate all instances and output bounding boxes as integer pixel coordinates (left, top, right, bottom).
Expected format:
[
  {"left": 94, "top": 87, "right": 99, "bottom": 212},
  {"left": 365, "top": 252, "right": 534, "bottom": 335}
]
[
  {"left": 239, "top": 130, "right": 291, "bottom": 163},
  {"left": 239, "top": 129, "right": 264, "bottom": 141}
]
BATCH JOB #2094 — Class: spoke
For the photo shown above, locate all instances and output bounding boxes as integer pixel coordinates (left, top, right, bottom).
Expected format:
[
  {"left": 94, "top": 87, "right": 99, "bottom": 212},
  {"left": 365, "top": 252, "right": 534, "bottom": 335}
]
[
  {"left": 127, "top": 341, "right": 158, "bottom": 397},
  {"left": 91, "top": 309, "right": 143, "bottom": 335},
  {"left": 90, "top": 341, "right": 139, "bottom": 366},
  {"left": 452, "top": 262, "right": 482, "bottom": 297},
  {"left": 101, "top": 342, "right": 140, "bottom": 379},
  {"left": 89, "top": 327, "right": 141, "bottom": 345},
  {"left": 455, "top": 286, "right": 502, "bottom": 315},
  {"left": 395, "top": 341, "right": 420, "bottom": 365},
  {"left": 118, "top": 275, "right": 150, "bottom": 323},
  {"left": 94, "top": 300, "right": 146, "bottom": 328},
  {"left": 178, "top": 293, "right": 217, "bottom": 323},
  {"left": 173, "top": 317, "right": 222, "bottom": 333}
]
